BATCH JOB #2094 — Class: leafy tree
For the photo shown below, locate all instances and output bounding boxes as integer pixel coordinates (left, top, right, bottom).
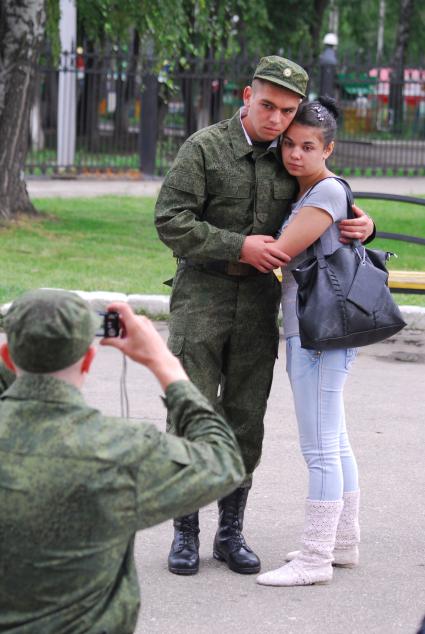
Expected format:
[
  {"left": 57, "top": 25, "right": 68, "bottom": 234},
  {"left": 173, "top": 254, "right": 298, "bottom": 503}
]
[
  {"left": 1, "top": 0, "right": 221, "bottom": 220},
  {"left": 0, "top": 0, "right": 47, "bottom": 221},
  {"left": 244, "top": 0, "right": 331, "bottom": 66},
  {"left": 0, "top": 0, "right": 273, "bottom": 216},
  {"left": 333, "top": 0, "right": 423, "bottom": 64},
  {"left": 1, "top": 0, "right": 423, "bottom": 221}
]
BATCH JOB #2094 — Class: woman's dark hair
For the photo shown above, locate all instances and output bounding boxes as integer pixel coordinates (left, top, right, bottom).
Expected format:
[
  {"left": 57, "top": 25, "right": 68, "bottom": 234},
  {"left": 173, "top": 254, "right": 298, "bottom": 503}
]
[{"left": 293, "top": 96, "right": 340, "bottom": 146}]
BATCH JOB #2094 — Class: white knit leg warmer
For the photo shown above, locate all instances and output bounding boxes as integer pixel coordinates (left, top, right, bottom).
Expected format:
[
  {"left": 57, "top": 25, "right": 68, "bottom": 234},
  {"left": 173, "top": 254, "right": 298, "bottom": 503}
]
[
  {"left": 285, "top": 490, "right": 360, "bottom": 568},
  {"left": 256, "top": 499, "right": 343, "bottom": 587},
  {"left": 333, "top": 489, "right": 360, "bottom": 567}
]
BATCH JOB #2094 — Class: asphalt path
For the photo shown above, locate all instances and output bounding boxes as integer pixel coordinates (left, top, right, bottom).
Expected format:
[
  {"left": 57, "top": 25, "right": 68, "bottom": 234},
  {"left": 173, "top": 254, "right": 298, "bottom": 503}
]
[
  {"left": 80, "top": 325, "right": 425, "bottom": 634},
  {"left": 26, "top": 176, "right": 425, "bottom": 198},
  {"left": 1, "top": 322, "right": 423, "bottom": 633}
]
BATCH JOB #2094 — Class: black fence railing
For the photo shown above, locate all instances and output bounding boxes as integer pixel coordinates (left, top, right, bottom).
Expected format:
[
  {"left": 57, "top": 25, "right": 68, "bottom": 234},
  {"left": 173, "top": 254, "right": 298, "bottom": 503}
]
[
  {"left": 25, "top": 52, "right": 425, "bottom": 177},
  {"left": 353, "top": 192, "right": 425, "bottom": 295},
  {"left": 354, "top": 192, "right": 425, "bottom": 246}
]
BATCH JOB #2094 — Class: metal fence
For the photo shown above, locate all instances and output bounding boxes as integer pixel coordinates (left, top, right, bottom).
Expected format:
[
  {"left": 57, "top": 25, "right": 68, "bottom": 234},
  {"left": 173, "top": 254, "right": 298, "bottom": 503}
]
[
  {"left": 329, "top": 60, "right": 425, "bottom": 176},
  {"left": 25, "top": 51, "right": 425, "bottom": 177},
  {"left": 27, "top": 50, "right": 142, "bottom": 175}
]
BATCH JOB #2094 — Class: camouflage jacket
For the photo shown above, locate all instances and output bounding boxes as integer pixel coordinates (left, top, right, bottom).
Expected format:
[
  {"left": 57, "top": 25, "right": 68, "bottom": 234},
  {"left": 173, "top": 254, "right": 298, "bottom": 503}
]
[
  {"left": 0, "top": 375, "right": 245, "bottom": 633},
  {"left": 0, "top": 361, "right": 15, "bottom": 396},
  {"left": 155, "top": 110, "right": 297, "bottom": 262}
]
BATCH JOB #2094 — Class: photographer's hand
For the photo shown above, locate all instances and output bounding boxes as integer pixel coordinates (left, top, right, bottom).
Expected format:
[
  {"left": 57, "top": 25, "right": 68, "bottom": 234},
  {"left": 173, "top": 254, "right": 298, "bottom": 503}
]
[{"left": 100, "top": 302, "right": 188, "bottom": 390}]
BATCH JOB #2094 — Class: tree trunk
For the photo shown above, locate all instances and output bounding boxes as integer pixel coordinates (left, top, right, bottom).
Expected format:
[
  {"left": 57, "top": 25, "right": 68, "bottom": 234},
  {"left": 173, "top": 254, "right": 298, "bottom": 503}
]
[
  {"left": 30, "top": 72, "right": 45, "bottom": 152},
  {"left": 389, "top": 0, "right": 414, "bottom": 134},
  {"left": 77, "top": 42, "right": 103, "bottom": 152},
  {"left": 309, "top": 0, "right": 330, "bottom": 66},
  {"left": 376, "top": 0, "right": 386, "bottom": 66},
  {"left": 113, "top": 32, "right": 139, "bottom": 146},
  {"left": 0, "top": 0, "right": 46, "bottom": 221},
  {"left": 181, "top": 72, "right": 197, "bottom": 138},
  {"left": 113, "top": 68, "right": 129, "bottom": 146}
]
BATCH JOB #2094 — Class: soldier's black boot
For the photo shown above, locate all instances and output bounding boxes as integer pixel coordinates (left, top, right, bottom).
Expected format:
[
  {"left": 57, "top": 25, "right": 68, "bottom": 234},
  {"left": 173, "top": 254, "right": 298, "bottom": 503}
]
[
  {"left": 168, "top": 512, "right": 200, "bottom": 575},
  {"left": 213, "top": 487, "right": 261, "bottom": 574}
]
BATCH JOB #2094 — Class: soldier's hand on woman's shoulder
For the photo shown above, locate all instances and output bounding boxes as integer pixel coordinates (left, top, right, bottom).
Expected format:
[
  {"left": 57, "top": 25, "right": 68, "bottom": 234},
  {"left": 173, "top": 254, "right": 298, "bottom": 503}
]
[{"left": 338, "top": 204, "right": 374, "bottom": 244}]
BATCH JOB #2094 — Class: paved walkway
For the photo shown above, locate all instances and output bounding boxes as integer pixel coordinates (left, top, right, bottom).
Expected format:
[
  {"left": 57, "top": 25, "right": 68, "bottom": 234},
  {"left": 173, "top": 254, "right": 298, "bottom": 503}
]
[
  {"left": 27, "top": 175, "right": 425, "bottom": 198},
  {"left": 47, "top": 325, "right": 425, "bottom": 633},
  {"left": 1, "top": 322, "right": 424, "bottom": 633},
  {"left": 27, "top": 177, "right": 163, "bottom": 198}
]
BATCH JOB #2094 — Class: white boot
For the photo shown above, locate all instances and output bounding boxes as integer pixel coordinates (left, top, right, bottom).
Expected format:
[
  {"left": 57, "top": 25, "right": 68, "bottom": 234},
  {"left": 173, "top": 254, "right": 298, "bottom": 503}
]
[
  {"left": 285, "top": 490, "right": 360, "bottom": 568},
  {"left": 256, "top": 499, "right": 343, "bottom": 587}
]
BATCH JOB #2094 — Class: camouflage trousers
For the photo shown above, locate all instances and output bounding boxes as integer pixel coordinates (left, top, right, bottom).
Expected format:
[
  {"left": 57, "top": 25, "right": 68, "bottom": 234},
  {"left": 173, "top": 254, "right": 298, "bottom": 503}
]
[{"left": 167, "top": 263, "right": 281, "bottom": 481}]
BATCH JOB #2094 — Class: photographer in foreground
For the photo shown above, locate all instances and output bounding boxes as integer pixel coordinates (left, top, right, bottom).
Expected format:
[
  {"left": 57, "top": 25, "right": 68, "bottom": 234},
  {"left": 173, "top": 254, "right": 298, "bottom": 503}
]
[{"left": 0, "top": 289, "right": 245, "bottom": 634}]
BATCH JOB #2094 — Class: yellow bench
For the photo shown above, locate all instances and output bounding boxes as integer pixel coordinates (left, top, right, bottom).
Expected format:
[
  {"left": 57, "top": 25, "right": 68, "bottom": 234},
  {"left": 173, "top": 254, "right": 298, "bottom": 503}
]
[
  {"left": 388, "top": 270, "right": 425, "bottom": 294},
  {"left": 274, "top": 268, "right": 425, "bottom": 294}
]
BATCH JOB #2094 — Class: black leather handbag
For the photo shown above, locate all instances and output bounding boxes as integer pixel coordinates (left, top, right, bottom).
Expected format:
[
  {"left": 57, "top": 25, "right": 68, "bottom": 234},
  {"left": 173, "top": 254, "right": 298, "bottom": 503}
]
[{"left": 292, "top": 178, "right": 406, "bottom": 350}]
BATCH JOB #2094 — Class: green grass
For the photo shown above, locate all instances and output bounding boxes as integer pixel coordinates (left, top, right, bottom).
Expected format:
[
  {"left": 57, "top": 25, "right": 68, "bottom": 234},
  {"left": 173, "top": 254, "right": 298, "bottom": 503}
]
[
  {"left": 359, "top": 198, "right": 425, "bottom": 272},
  {"left": 0, "top": 195, "right": 424, "bottom": 307},
  {"left": 359, "top": 197, "right": 425, "bottom": 306},
  {"left": 0, "top": 197, "right": 175, "bottom": 304},
  {"left": 388, "top": 293, "right": 425, "bottom": 307}
]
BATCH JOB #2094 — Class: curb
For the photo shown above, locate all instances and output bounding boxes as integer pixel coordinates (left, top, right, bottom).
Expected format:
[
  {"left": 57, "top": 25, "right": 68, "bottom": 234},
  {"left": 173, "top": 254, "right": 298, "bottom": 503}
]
[
  {"left": 396, "top": 304, "right": 425, "bottom": 331},
  {"left": 2, "top": 290, "right": 425, "bottom": 331},
  {"left": 0, "top": 291, "right": 170, "bottom": 320}
]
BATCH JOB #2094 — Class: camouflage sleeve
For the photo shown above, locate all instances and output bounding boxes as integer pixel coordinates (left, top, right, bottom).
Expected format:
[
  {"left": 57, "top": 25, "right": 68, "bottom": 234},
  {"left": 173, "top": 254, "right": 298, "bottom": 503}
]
[
  {"left": 0, "top": 361, "right": 15, "bottom": 396},
  {"left": 135, "top": 381, "right": 245, "bottom": 529},
  {"left": 154, "top": 140, "right": 245, "bottom": 261},
  {"left": 363, "top": 222, "right": 376, "bottom": 245}
]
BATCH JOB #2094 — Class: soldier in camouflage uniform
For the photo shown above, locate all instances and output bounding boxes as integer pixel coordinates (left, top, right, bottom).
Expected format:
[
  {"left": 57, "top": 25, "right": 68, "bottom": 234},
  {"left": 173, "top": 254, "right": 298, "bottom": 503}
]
[
  {"left": 155, "top": 56, "right": 375, "bottom": 576},
  {"left": 0, "top": 289, "right": 245, "bottom": 634}
]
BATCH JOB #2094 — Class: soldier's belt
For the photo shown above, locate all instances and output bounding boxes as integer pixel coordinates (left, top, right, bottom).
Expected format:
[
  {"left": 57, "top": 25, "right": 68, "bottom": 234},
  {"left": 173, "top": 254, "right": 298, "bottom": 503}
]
[{"left": 181, "top": 258, "right": 262, "bottom": 277}]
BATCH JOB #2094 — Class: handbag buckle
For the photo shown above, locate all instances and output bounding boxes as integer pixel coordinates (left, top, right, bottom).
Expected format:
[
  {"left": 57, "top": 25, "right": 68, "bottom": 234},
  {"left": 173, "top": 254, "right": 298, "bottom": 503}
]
[{"left": 354, "top": 245, "right": 366, "bottom": 265}]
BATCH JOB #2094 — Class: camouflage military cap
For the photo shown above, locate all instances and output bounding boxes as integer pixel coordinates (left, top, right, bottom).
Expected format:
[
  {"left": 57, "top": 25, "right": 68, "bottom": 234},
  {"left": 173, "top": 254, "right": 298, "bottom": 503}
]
[
  {"left": 253, "top": 56, "right": 308, "bottom": 97},
  {"left": 4, "top": 289, "right": 98, "bottom": 373}
]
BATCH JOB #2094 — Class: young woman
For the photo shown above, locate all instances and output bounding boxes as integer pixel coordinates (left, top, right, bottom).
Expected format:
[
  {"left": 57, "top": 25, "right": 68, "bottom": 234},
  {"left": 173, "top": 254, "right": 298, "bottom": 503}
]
[{"left": 256, "top": 97, "right": 360, "bottom": 587}]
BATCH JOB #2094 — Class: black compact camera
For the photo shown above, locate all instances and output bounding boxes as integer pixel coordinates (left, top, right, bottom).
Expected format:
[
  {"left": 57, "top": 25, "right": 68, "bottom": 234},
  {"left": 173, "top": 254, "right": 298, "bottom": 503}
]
[{"left": 96, "top": 311, "right": 120, "bottom": 338}]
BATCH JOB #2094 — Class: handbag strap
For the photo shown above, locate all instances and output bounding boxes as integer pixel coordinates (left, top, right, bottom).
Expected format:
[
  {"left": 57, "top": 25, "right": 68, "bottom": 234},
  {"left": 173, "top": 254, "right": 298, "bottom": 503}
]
[
  {"left": 332, "top": 176, "right": 355, "bottom": 219},
  {"left": 301, "top": 176, "right": 353, "bottom": 218},
  {"left": 304, "top": 177, "right": 361, "bottom": 261}
]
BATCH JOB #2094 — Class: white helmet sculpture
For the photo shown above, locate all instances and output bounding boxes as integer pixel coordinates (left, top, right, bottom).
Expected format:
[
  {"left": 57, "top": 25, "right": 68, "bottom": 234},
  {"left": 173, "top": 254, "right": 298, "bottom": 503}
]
[{"left": 323, "top": 33, "right": 338, "bottom": 47}]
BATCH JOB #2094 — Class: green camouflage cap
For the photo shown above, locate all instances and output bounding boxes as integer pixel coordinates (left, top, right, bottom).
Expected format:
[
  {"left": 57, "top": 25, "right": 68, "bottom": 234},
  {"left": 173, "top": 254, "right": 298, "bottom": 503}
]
[
  {"left": 253, "top": 55, "right": 308, "bottom": 97},
  {"left": 4, "top": 289, "right": 98, "bottom": 373}
]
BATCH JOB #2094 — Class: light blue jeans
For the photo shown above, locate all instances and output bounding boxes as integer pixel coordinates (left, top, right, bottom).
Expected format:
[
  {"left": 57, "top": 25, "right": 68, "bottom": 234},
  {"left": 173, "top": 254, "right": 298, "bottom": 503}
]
[{"left": 286, "top": 336, "right": 359, "bottom": 501}]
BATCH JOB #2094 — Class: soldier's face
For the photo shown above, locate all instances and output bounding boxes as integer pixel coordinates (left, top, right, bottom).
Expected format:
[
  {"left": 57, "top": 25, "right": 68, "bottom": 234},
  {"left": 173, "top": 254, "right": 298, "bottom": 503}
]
[{"left": 242, "top": 82, "right": 302, "bottom": 142}]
